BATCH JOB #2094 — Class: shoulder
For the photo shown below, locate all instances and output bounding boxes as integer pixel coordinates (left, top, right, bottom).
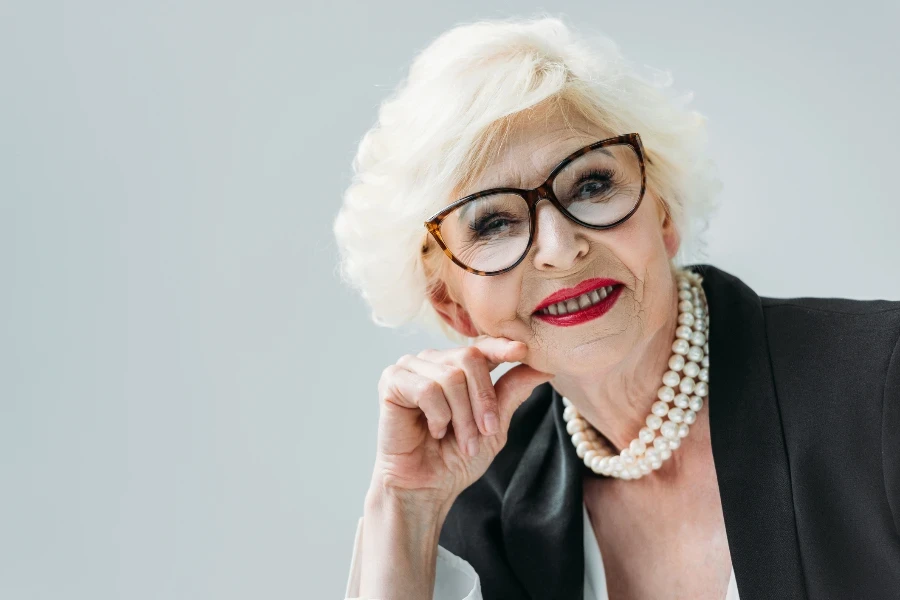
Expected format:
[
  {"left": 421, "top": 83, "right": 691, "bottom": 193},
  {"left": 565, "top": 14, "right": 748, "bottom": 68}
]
[{"left": 760, "top": 294, "right": 900, "bottom": 373}]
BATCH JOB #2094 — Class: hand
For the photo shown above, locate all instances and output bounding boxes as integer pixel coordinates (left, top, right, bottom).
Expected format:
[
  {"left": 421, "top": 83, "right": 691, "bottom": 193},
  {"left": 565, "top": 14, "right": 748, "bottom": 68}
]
[{"left": 371, "top": 335, "right": 553, "bottom": 513}]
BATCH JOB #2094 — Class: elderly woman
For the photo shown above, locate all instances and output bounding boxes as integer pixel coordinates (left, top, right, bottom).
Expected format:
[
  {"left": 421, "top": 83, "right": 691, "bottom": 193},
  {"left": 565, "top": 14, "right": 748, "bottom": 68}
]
[{"left": 333, "top": 17, "right": 900, "bottom": 600}]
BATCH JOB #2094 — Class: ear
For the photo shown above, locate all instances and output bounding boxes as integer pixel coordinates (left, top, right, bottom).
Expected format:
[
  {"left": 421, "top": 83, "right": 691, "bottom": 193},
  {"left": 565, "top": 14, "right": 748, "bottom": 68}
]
[
  {"left": 427, "top": 279, "right": 480, "bottom": 338},
  {"left": 657, "top": 199, "right": 681, "bottom": 260}
]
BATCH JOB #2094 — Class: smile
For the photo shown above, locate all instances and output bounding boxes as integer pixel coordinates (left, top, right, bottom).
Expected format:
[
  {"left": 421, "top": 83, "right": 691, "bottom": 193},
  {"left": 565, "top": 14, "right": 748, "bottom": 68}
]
[{"left": 533, "top": 282, "right": 624, "bottom": 327}]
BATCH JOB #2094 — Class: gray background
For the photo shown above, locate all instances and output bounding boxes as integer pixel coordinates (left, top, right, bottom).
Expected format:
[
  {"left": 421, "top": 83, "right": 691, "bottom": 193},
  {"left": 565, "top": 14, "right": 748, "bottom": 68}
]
[{"left": 2, "top": 1, "right": 898, "bottom": 598}]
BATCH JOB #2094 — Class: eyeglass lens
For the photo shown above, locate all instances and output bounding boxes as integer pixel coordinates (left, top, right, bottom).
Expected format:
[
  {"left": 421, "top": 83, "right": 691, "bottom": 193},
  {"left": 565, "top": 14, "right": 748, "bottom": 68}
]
[{"left": 438, "top": 143, "right": 642, "bottom": 273}]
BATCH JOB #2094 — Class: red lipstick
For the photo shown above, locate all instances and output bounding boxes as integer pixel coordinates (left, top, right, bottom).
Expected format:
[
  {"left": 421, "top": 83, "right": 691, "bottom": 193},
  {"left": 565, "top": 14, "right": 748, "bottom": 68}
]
[{"left": 533, "top": 277, "right": 624, "bottom": 327}]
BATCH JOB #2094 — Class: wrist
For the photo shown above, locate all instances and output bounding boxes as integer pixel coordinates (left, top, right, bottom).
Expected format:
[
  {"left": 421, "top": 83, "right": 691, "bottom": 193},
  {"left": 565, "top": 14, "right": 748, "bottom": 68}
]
[{"left": 359, "top": 481, "right": 447, "bottom": 599}]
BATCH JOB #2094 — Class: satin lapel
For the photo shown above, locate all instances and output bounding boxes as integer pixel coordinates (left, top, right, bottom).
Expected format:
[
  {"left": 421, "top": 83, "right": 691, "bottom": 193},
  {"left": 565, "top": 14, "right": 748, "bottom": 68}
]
[
  {"left": 501, "top": 388, "right": 584, "bottom": 599},
  {"left": 697, "top": 263, "right": 808, "bottom": 599}
]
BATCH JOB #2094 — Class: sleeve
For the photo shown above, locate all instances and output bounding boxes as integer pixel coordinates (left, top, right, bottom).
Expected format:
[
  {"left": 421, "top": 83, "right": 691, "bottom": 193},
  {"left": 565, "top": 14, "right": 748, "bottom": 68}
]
[
  {"left": 344, "top": 516, "right": 483, "bottom": 600},
  {"left": 883, "top": 322, "right": 900, "bottom": 536}
]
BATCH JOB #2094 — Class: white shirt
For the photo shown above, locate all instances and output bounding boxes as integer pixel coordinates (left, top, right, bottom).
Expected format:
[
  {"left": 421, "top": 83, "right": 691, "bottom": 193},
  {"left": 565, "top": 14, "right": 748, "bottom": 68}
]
[{"left": 345, "top": 500, "right": 740, "bottom": 599}]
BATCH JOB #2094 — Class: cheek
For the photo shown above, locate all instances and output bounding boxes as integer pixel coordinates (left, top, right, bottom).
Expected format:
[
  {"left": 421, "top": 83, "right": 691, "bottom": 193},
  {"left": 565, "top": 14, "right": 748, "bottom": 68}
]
[{"left": 462, "top": 279, "right": 523, "bottom": 325}]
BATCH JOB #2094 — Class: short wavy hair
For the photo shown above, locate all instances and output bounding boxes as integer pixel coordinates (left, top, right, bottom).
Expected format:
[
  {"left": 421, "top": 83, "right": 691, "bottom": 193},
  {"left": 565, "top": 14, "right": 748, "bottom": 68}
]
[{"left": 333, "top": 16, "right": 722, "bottom": 340}]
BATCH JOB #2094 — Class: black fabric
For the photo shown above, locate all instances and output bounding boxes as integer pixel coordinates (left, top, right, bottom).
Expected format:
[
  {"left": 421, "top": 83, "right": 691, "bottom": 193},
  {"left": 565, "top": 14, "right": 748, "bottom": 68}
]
[{"left": 438, "top": 263, "right": 900, "bottom": 599}]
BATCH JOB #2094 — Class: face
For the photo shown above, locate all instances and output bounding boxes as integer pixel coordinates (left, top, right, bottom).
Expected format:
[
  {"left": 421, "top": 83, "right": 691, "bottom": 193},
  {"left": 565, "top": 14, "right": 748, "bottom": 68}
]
[{"left": 430, "top": 107, "right": 681, "bottom": 376}]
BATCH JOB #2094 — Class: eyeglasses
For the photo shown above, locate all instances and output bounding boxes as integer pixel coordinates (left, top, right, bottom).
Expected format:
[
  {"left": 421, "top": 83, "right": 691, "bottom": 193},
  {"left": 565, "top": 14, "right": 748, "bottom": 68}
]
[{"left": 424, "top": 133, "right": 648, "bottom": 276}]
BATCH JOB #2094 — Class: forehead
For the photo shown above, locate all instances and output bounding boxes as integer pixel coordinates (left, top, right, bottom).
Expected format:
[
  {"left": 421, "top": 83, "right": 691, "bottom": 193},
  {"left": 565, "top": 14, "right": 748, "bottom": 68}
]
[{"left": 461, "top": 107, "right": 617, "bottom": 195}]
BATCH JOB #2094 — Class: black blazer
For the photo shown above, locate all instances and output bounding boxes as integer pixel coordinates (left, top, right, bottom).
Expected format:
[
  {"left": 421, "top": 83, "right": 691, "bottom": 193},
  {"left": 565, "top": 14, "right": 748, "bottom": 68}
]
[{"left": 439, "top": 263, "right": 900, "bottom": 599}]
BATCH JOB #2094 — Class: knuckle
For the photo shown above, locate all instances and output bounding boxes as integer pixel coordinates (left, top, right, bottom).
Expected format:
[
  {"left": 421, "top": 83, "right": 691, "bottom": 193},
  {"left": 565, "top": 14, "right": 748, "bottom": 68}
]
[
  {"left": 473, "top": 385, "right": 498, "bottom": 407},
  {"left": 457, "top": 345, "right": 483, "bottom": 362},
  {"left": 417, "top": 378, "right": 442, "bottom": 399},
  {"left": 396, "top": 353, "right": 416, "bottom": 368},
  {"left": 439, "top": 365, "right": 467, "bottom": 388}
]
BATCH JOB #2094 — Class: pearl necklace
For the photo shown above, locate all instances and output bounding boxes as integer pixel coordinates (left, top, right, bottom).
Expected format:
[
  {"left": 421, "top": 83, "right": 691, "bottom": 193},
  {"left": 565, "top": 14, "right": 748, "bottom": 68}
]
[{"left": 561, "top": 268, "right": 710, "bottom": 480}]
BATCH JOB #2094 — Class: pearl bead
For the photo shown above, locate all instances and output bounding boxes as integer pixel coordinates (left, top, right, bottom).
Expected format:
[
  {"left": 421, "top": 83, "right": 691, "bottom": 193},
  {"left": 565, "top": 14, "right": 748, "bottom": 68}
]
[
  {"left": 650, "top": 458, "right": 663, "bottom": 470},
  {"left": 660, "top": 448, "right": 672, "bottom": 460},
  {"left": 628, "top": 466, "right": 641, "bottom": 478},
  {"left": 652, "top": 401, "right": 670, "bottom": 417},
  {"left": 620, "top": 449, "right": 635, "bottom": 465},
  {"left": 667, "top": 407, "right": 685, "bottom": 423},
  {"left": 683, "top": 361, "right": 700, "bottom": 378},
  {"left": 677, "top": 279, "right": 690, "bottom": 290},
  {"left": 677, "top": 423, "right": 690, "bottom": 438},
  {"left": 678, "top": 312, "right": 695, "bottom": 327},
  {"left": 661, "top": 420, "right": 678, "bottom": 439},
  {"left": 687, "top": 347, "right": 703, "bottom": 363},
  {"left": 672, "top": 339, "right": 690, "bottom": 355},
  {"left": 645, "top": 448, "right": 660, "bottom": 462},
  {"left": 678, "top": 377, "right": 695, "bottom": 395},
  {"left": 676, "top": 325, "right": 693, "bottom": 340},
  {"left": 571, "top": 431, "right": 588, "bottom": 445},
  {"left": 684, "top": 409, "right": 697, "bottom": 425},
  {"left": 698, "top": 368, "right": 709, "bottom": 383},
  {"left": 694, "top": 381, "right": 709, "bottom": 397},
  {"left": 584, "top": 449, "right": 598, "bottom": 465},
  {"left": 646, "top": 414, "right": 663, "bottom": 430},
  {"left": 668, "top": 354, "right": 685, "bottom": 371},
  {"left": 566, "top": 419, "right": 586, "bottom": 434},
  {"left": 630, "top": 439, "right": 646, "bottom": 455},
  {"left": 639, "top": 427, "right": 655, "bottom": 444},
  {"left": 679, "top": 300, "right": 694, "bottom": 313},
  {"left": 653, "top": 436, "right": 669, "bottom": 451},
  {"left": 576, "top": 441, "right": 593, "bottom": 458},
  {"left": 668, "top": 436, "right": 681, "bottom": 450},
  {"left": 662, "top": 370, "right": 681, "bottom": 387},
  {"left": 689, "top": 396, "right": 703, "bottom": 411},
  {"left": 674, "top": 393, "right": 690, "bottom": 409},
  {"left": 563, "top": 406, "right": 577, "bottom": 420},
  {"left": 678, "top": 289, "right": 692, "bottom": 301},
  {"left": 657, "top": 386, "right": 675, "bottom": 403},
  {"left": 691, "top": 331, "right": 707, "bottom": 347}
]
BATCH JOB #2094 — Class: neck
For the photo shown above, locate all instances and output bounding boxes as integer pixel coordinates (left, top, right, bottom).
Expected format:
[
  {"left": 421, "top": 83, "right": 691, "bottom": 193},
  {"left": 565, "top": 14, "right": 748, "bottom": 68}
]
[{"left": 550, "top": 288, "right": 680, "bottom": 454}]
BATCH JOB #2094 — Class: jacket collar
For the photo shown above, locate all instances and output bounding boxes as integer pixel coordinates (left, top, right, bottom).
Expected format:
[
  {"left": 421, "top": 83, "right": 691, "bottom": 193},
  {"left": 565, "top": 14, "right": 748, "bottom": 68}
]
[{"left": 499, "top": 263, "right": 808, "bottom": 599}]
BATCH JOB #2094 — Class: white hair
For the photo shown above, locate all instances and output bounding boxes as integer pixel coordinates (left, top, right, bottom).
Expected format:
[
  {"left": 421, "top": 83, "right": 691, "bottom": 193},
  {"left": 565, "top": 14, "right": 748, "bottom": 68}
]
[{"left": 333, "top": 15, "right": 722, "bottom": 339}]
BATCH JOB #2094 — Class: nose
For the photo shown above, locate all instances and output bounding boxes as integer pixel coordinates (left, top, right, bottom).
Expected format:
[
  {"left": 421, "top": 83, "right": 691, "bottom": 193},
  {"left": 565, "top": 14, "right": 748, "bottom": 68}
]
[{"left": 529, "top": 196, "right": 590, "bottom": 271}]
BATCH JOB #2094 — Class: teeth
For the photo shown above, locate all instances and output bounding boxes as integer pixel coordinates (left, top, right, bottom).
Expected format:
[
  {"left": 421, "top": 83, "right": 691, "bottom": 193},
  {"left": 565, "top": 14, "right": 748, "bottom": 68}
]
[{"left": 539, "top": 285, "right": 618, "bottom": 316}]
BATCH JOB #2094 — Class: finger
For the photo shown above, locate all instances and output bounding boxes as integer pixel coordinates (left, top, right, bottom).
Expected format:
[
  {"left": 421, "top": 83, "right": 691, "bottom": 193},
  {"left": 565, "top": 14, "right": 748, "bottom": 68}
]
[
  {"left": 469, "top": 336, "right": 529, "bottom": 370},
  {"left": 379, "top": 363, "right": 453, "bottom": 439},
  {"left": 494, "top": 363, "right": 554, "bottom": 431},
  {"left": 398, "top": 354, "right": 480, "bottom": 456},
  {"left": 452, "top": 346, "right": 501, "bottom": 436}
]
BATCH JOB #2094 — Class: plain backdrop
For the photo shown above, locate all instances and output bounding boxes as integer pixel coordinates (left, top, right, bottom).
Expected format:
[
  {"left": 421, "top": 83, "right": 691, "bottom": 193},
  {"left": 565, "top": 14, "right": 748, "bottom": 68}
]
[{"left": 2, "top": 1, "right": 899, "bottom": 598}]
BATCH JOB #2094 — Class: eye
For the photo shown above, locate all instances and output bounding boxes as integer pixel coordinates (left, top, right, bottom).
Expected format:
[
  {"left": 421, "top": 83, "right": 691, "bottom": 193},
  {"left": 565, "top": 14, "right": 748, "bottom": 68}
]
[
  {"left": 470, "top": 212, "right": 515, "bottom": 236},
  {"left": 574, "top": 169, "right": 614, "bottom": 200}
]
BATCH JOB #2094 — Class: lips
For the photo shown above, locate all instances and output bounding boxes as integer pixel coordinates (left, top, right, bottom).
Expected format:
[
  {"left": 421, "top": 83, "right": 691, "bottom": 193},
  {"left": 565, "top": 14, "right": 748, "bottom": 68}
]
[
  {"left": 533, "top": 278, "right": 623, "bottom": 314},
  {"left": 532, "top": 277, "right": 625, "bottom": 327}
]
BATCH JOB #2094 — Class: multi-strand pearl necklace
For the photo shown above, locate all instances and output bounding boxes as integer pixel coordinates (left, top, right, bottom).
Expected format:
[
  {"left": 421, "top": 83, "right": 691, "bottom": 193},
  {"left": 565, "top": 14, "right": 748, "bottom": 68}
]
[{"left": 561, "top": 268, "right": 710, "bottom": 480}]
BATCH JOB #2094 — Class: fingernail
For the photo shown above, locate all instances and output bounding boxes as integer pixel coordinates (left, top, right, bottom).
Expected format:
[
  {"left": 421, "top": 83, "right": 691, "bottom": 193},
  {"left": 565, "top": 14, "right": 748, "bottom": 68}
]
[
  {"left": 483, "top": 411, "right": 499, "bottom": 435},
  {"left": 467, "top": 437, "right": 479, "bottom": 457},
  {"left": 436, "top": 426, "right": 447, "bottom": 439}
]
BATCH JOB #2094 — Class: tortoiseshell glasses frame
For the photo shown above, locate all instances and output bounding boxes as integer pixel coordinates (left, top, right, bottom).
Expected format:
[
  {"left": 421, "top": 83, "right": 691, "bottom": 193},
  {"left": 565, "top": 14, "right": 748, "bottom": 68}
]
[{"left": 423, "top": 132, "right": 649, "bottom": 276}]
